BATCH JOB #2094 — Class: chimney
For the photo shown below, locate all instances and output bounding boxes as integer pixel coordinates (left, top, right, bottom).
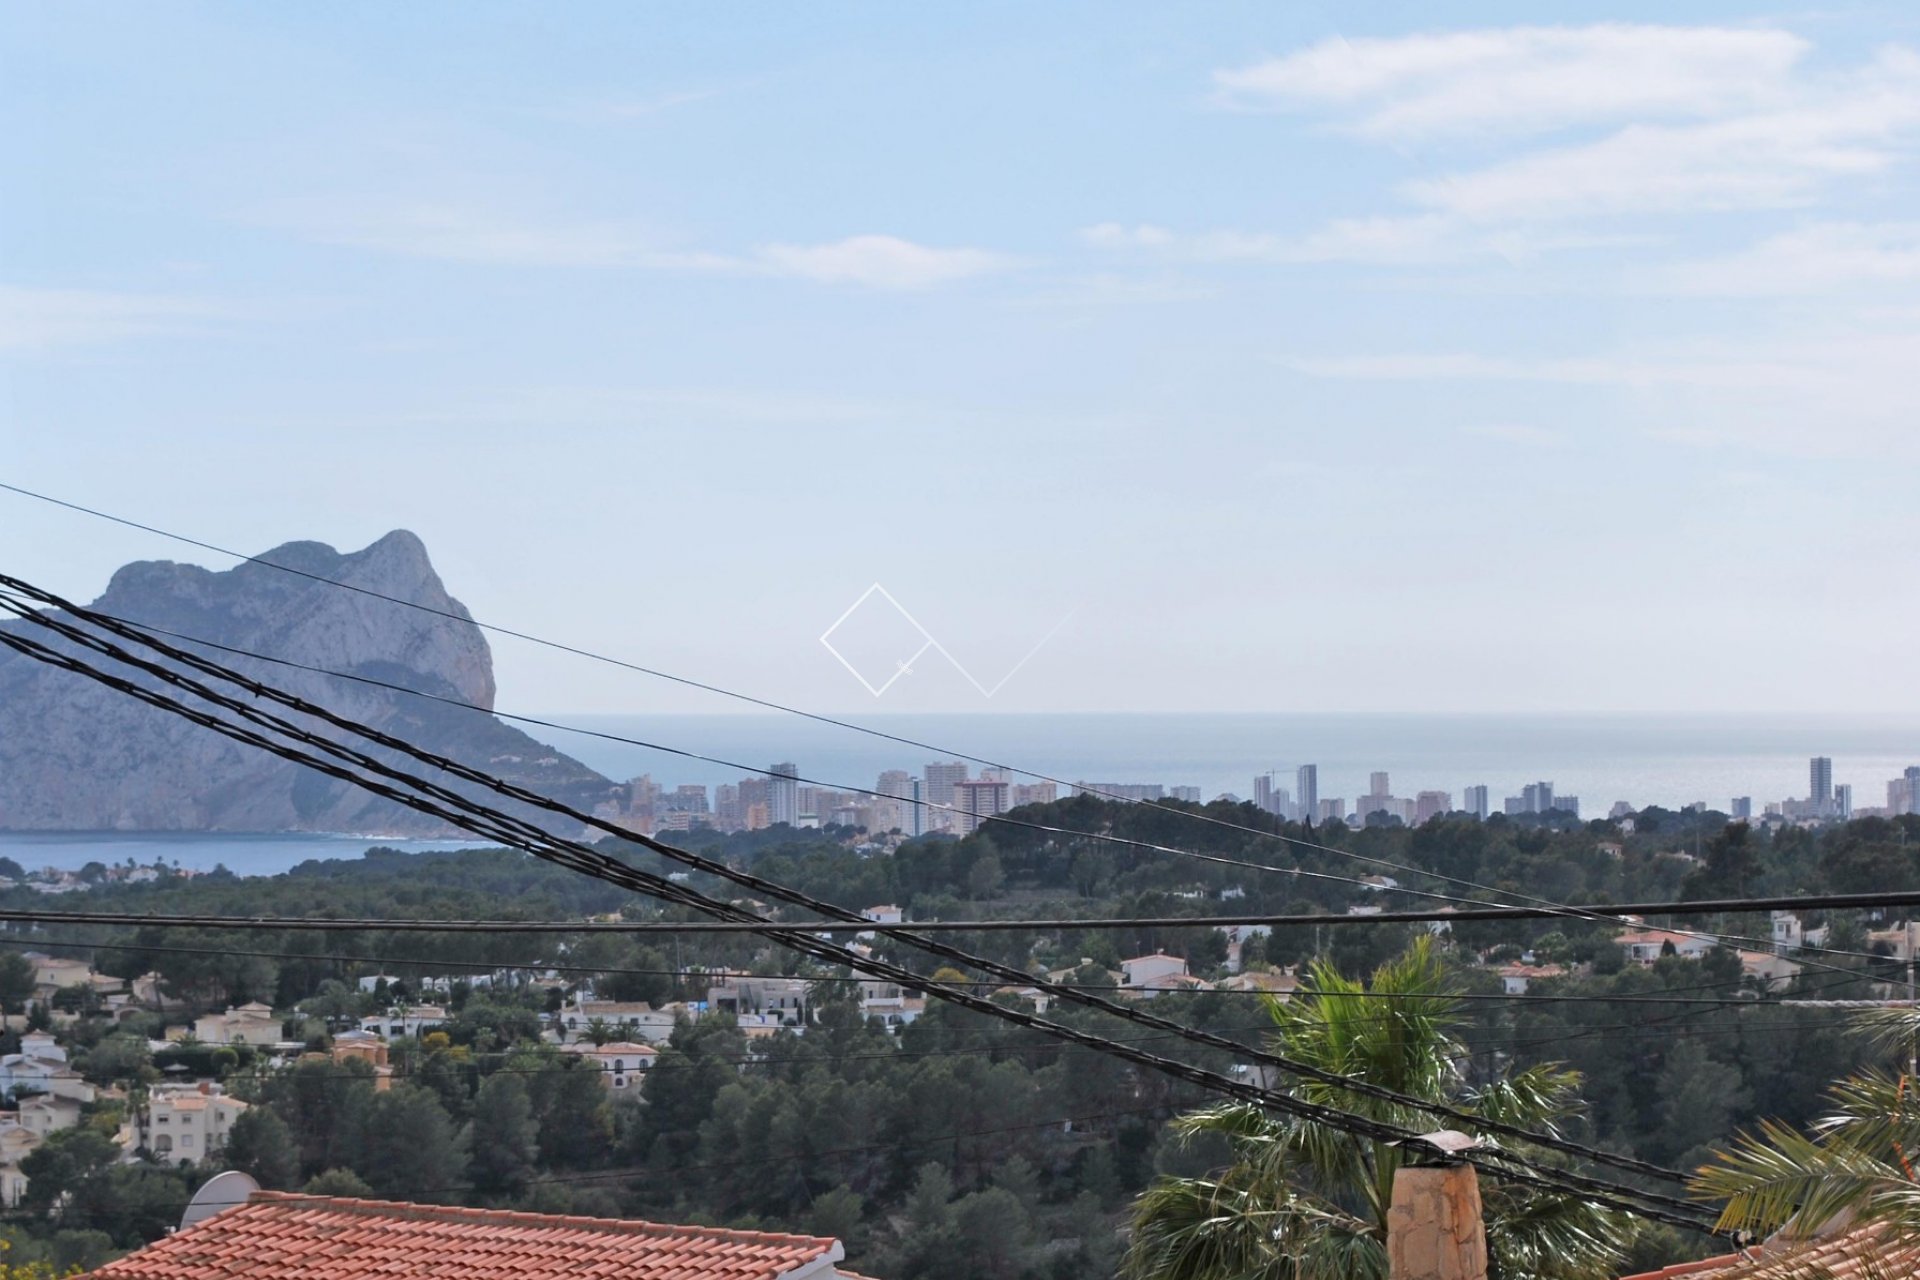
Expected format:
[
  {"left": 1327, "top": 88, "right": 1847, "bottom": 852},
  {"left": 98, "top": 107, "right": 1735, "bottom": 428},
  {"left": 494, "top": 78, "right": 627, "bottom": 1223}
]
[{"left": 1387, "top": 1133, "right": 1488, "bottom": 1280}]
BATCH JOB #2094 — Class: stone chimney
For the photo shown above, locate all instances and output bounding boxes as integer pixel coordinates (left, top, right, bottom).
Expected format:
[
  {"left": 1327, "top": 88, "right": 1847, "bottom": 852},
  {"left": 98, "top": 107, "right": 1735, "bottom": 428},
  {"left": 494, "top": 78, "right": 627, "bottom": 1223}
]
[{"left": 1387, "top": 1143, "right": 1488, "bottom": 1280}]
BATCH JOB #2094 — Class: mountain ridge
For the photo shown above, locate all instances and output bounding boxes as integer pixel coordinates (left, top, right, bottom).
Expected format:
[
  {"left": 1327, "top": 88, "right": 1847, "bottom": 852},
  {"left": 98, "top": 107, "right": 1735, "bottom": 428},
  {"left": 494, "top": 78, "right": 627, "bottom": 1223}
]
[{"left": 0, "top": 532, "right": 613, "bottom": 834}]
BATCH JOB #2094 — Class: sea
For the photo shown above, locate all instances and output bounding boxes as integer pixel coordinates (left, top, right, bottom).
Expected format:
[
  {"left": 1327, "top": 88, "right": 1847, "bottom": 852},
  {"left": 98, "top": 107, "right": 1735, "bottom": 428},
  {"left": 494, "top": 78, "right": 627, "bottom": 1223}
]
[{"left": 6, "top": 712, "right": 1916, "bottom": 878}]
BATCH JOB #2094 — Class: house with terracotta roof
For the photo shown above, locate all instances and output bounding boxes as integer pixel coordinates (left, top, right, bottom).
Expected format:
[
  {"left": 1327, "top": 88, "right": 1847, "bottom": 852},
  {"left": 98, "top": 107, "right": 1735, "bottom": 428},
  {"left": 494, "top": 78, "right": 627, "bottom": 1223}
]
[
  {"left": 84, "top": 1190, "right": 858, "bottom": 1280},
  {"left": 194, "top": 1001, "right": 285, "bottom": 1047},
  {"left": 1619, "top": 1218, "right": 1920, "bottom": 1279},
  {"left": 1614, "top": 929, "right": 1717, "bottom": 966}
]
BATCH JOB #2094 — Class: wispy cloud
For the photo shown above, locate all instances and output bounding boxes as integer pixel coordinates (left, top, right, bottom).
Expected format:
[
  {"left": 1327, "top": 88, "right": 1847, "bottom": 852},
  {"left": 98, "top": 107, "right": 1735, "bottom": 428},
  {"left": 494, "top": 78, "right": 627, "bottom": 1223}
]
[
  {"left": 1215, "top": 25, "right": 1809, "bottom": 139},
  {"left": 0, "top": 285, "right": 229, "bottom": 352},
  {"left": 1657, "top": 220, "right": 1920, "bottom": 294},
  {"left": 1094, "top": 27, "right": 1920, "bottom": 272},
  {"left": 756, "top": 236, "right": 1014, "bottom": 289},
  {"left": 249, "top": 197, "right": 1011, "bottom": 289},
  {"left": 1286, "top": 332, "right": 1920, "bottom": 459}
]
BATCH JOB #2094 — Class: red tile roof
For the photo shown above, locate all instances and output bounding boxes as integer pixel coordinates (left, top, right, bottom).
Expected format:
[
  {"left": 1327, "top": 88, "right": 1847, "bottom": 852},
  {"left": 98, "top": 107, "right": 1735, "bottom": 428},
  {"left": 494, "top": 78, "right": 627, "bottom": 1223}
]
[
  {"left": 86, "top": 1192, "right": 846, "bottom": 1280},
  {"left": 1619, "top": 1222, "right": 1920, "bottom": 1279}
]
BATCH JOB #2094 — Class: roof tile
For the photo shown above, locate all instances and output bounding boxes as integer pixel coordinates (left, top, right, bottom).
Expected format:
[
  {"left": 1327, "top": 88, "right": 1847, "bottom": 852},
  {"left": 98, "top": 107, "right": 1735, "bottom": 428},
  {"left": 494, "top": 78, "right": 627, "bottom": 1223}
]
[{"left": 86, "top": 1193, "right": 845, "bottom": 1280}]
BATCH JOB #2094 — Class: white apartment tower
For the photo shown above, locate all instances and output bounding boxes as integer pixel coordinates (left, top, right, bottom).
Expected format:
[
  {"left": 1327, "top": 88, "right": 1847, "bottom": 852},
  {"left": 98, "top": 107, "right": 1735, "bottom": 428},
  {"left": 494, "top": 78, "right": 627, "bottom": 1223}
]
[{"left": 768, "top": 763, "right": 800, "bottom": 827}]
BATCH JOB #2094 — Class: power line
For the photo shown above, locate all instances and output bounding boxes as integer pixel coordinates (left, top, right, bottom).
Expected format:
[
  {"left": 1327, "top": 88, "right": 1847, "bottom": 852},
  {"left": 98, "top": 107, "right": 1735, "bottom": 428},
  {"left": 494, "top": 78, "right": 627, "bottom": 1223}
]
[
  {"left": 8, "top": 889, "right": 1920, "bottom": 934},
  {"left": 13, "top": 928, "right": 1891, "bottom": 1008},
  {"left": 0, "top": 606, "right": 1716, "bottom": 1218},
  {"left": 0, "top": 485, "right": 1836, "bottom": 968}
]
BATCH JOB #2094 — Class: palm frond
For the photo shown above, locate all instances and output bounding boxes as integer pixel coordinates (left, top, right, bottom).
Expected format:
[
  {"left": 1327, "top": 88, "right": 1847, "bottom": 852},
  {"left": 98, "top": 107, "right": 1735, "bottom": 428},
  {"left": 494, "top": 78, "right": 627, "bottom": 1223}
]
[{"left": 1691, "top": 1119, "right": 1920, "bottom": 1236}]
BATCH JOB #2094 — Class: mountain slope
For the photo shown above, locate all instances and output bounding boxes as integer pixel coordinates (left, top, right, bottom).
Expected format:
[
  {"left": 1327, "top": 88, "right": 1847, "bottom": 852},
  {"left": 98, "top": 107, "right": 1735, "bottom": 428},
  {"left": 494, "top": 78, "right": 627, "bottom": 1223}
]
[{"left": 0, "top": 531, "right": 612, "bottom": 833}]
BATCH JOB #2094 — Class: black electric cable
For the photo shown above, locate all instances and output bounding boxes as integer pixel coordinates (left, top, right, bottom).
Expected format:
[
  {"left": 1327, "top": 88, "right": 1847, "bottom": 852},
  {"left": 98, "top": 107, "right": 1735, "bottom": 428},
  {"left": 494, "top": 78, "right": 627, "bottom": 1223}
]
[
  {"left": 0, "top": 488, "right": 1828, "bottom": 967},
  {"left": 0, "top": 619, "right": 1719, "bottom": 1223},
  {"left": 0, "top": 593, "right": 1708, "bottom": 1192}
]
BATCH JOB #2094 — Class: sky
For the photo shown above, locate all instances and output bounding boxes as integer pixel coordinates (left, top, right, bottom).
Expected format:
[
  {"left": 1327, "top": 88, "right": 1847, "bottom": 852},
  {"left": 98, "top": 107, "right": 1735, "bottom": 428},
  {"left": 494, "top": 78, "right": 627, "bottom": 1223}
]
[{"left": 4, "top": 3, "right": 1920, "bottom": 717}]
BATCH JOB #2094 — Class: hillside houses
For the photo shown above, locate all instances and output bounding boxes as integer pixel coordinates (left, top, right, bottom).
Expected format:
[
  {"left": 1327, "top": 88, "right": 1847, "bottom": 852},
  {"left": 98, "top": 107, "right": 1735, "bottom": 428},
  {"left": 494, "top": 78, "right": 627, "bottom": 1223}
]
[
  {"left": 1613, "top": 929, "right": 1717, "bottom": 966},
  {"left": 194, "top": 1001, "right": 285, "bottom": 1047},
  {"left": 561, "top": 1040, "right": 658, "bottom": 1090},
  {"left": 358, "top": 1003, "right": 449, "bottom": 1040},
  {"left": 553, "top": 998, "right": 681, "bottom": 1045},
  {"left": 137, "top": 1082, "right": 247, "bottom": 1164}
]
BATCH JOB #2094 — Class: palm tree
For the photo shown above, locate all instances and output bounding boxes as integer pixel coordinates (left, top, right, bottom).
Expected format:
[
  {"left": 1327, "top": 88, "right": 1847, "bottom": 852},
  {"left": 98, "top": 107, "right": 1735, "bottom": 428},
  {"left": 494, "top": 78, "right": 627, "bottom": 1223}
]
[
  {"left": 583, "top": 1016, "right": 616, "bottom": 1047},
  {"left": 1694, "top": 1006, "right": 1920, "bottom": 1240},
  {"left": 1125, "top": 939, "right": 1630, "bottom": 1280}
]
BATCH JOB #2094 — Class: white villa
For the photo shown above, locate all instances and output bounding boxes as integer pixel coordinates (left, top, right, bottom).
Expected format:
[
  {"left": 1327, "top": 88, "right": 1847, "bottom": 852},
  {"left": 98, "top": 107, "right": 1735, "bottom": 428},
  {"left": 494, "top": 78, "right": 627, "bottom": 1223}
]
[
  {"left": 561, "top": 1040, "right": 658, "bottom": 1091},
  {"left": 138, "top": 1082, "right": 247, "bottom": 1164}
]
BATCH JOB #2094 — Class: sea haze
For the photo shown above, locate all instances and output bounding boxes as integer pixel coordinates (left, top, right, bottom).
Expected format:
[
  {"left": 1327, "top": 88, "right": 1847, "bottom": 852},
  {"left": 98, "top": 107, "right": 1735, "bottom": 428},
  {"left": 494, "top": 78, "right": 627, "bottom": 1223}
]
[
  {"left": 538, "top": 712, "right": 1920, "bottom": 818},
  {"left": 8, "top": 713, "right": 1914, "bottom": 876}
]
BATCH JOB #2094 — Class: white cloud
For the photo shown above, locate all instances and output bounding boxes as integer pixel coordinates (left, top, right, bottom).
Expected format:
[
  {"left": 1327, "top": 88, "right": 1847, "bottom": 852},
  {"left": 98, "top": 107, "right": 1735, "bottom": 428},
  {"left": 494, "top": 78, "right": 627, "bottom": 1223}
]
[
  {"left": 1286, "top": 331, "right": 1920, "bottom": 459},
  {"left": 253, "top": 198, "right": 1009, "bottom": 289},
  {"left": 1108, "top": 30, "right": 1920, "bottom": 273},
  {"left": 0, "top": 286, "right": 228, "bottom": 351},
  {"left": 1658, "top": 221, "right": 1920, "bottom": 294},
  {"left": 1402, "top": 62, "right": 1920, "bottom": 222},
  {"left": 754, "top": 235, "right": 1014, "bottom": 289},
  {"left": 1216, "top": 25, "right": 1808, "bottom": 138}
]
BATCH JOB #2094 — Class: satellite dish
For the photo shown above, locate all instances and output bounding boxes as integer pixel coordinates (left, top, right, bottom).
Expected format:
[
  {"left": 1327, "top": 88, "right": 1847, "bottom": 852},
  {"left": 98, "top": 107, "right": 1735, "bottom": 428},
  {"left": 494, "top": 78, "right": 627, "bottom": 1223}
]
[{"left": 180, "top": 1170, "right": 259, "bottom": 1231}]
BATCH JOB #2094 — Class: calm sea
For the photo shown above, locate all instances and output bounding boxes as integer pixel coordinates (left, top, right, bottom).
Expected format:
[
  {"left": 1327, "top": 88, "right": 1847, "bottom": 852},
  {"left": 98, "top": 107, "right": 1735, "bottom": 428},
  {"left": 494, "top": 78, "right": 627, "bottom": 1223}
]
[
  {"left": 6, "top": 713, "right": 1916, "bottom": 876},
  {"left": 547, "top": 711, "right": 1918, "bottom": 819}
]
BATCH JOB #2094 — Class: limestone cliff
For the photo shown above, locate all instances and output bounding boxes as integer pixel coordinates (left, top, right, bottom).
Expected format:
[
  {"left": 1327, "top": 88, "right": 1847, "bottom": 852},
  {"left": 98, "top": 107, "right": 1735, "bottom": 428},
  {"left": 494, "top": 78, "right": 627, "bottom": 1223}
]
[{"left": 0, "top": 531, "right": 613, "bottom": 833}]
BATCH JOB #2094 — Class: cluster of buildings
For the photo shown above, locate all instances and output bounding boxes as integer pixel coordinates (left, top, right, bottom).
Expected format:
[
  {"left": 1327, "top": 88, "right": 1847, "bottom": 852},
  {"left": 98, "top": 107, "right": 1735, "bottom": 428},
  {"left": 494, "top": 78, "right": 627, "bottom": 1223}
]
[
  {"left": 1732, "top": 758, "right": 1920, "bottom": 824},
  {"left": 0, "top": 860, "right": 175, "bottom": 895},
  {"left": 1249, "top": 768, "right": 1578, "bottom": 827},
  {"left": 597, "top": 760, "right": 1071, "bottom": 838}
]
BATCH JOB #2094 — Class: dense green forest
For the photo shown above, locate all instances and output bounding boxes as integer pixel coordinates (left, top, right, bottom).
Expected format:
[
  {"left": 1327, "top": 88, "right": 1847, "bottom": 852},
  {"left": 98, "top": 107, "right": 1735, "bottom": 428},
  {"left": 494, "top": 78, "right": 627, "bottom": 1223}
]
[{"left": 5, "top": 799, "right": 1920, "bottom": 1274}]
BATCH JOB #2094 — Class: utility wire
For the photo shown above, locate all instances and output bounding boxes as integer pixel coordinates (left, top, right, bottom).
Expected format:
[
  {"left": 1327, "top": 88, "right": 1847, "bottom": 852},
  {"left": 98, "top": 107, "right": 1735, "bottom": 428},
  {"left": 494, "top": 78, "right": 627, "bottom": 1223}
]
[
  {"left": 51, "top": 596, "right": 1904, "bottom": 972},
  {"left": 0, "top": 607, "right": 1717, "bottom": 1221},
  {"left": 7, "top": 892, "right": 1920, "bottom": 934},
  {"left": 0, "top": 593, "right": 1714, "bottom": 1189},
  {"left": 10, "top": 928, "right": 1893, "bottom": 1008},
  {"left": 0, "top": 487, "right": 1848, "bottom": 971}
]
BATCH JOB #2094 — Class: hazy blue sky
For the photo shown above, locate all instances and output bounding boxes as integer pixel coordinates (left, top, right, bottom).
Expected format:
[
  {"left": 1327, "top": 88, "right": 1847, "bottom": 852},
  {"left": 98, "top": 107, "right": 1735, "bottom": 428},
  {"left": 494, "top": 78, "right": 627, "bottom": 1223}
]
[{"left": 5, "top": 4, "right": 1920, "bottom": 716}]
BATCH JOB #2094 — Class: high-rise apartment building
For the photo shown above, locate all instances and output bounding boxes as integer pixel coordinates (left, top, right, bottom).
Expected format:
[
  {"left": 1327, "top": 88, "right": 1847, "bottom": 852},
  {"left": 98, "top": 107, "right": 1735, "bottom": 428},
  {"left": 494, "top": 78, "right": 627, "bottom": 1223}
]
[
  {"left": 1414, "top": 791, "right": 1452, "bottom": 825},
  {"left": 1252, "top": 774, "right": 1277, "bottom": 815},
  {"left": 1521, "top": 781, "right": 1555, "bottom": 814},
  {"left": 1835, "top": 783, "right": 1853, "bottom": 819},
  {"left": 1731, "top": 796, "right": 1752, "bottom": 821},
  {"left": 1316, "top": 798, "right": 1346, "bottom": 823},
  {"left": 924, "top": 761, "right": 969, "bottom": 807},
  {"left": 924, "top": 761, "right": 970, "bottom": 832},
  {"left": 715, "top": 783, "right": 743, "bottom": 830},
  {"left": 1810, "top": 757, "right": 1834, "bottom": 815},
  {"left": 769, "top": 763, "right": 800, "bottom": 827},
  {"left": 1296, "top": 765, "right": 1318, "bottom": 823},
  {"left": 1011, "top": 782, "right": 1058, "bottom": 808},
  {"left": 873, "top": 770, "right": 914, "bottom": 834},
  {"left": 1464, "top": 785, "right": 1490, "bottom": 820},
  {"left": 1169, "top": 786, "right": 1201, "bottom": 803},
  {"left": 1370, "top": 771, "right": 1391, "bottom": 797},
  {"left": 950, "top": 778, "right": 1010, "bottom": 834}
]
